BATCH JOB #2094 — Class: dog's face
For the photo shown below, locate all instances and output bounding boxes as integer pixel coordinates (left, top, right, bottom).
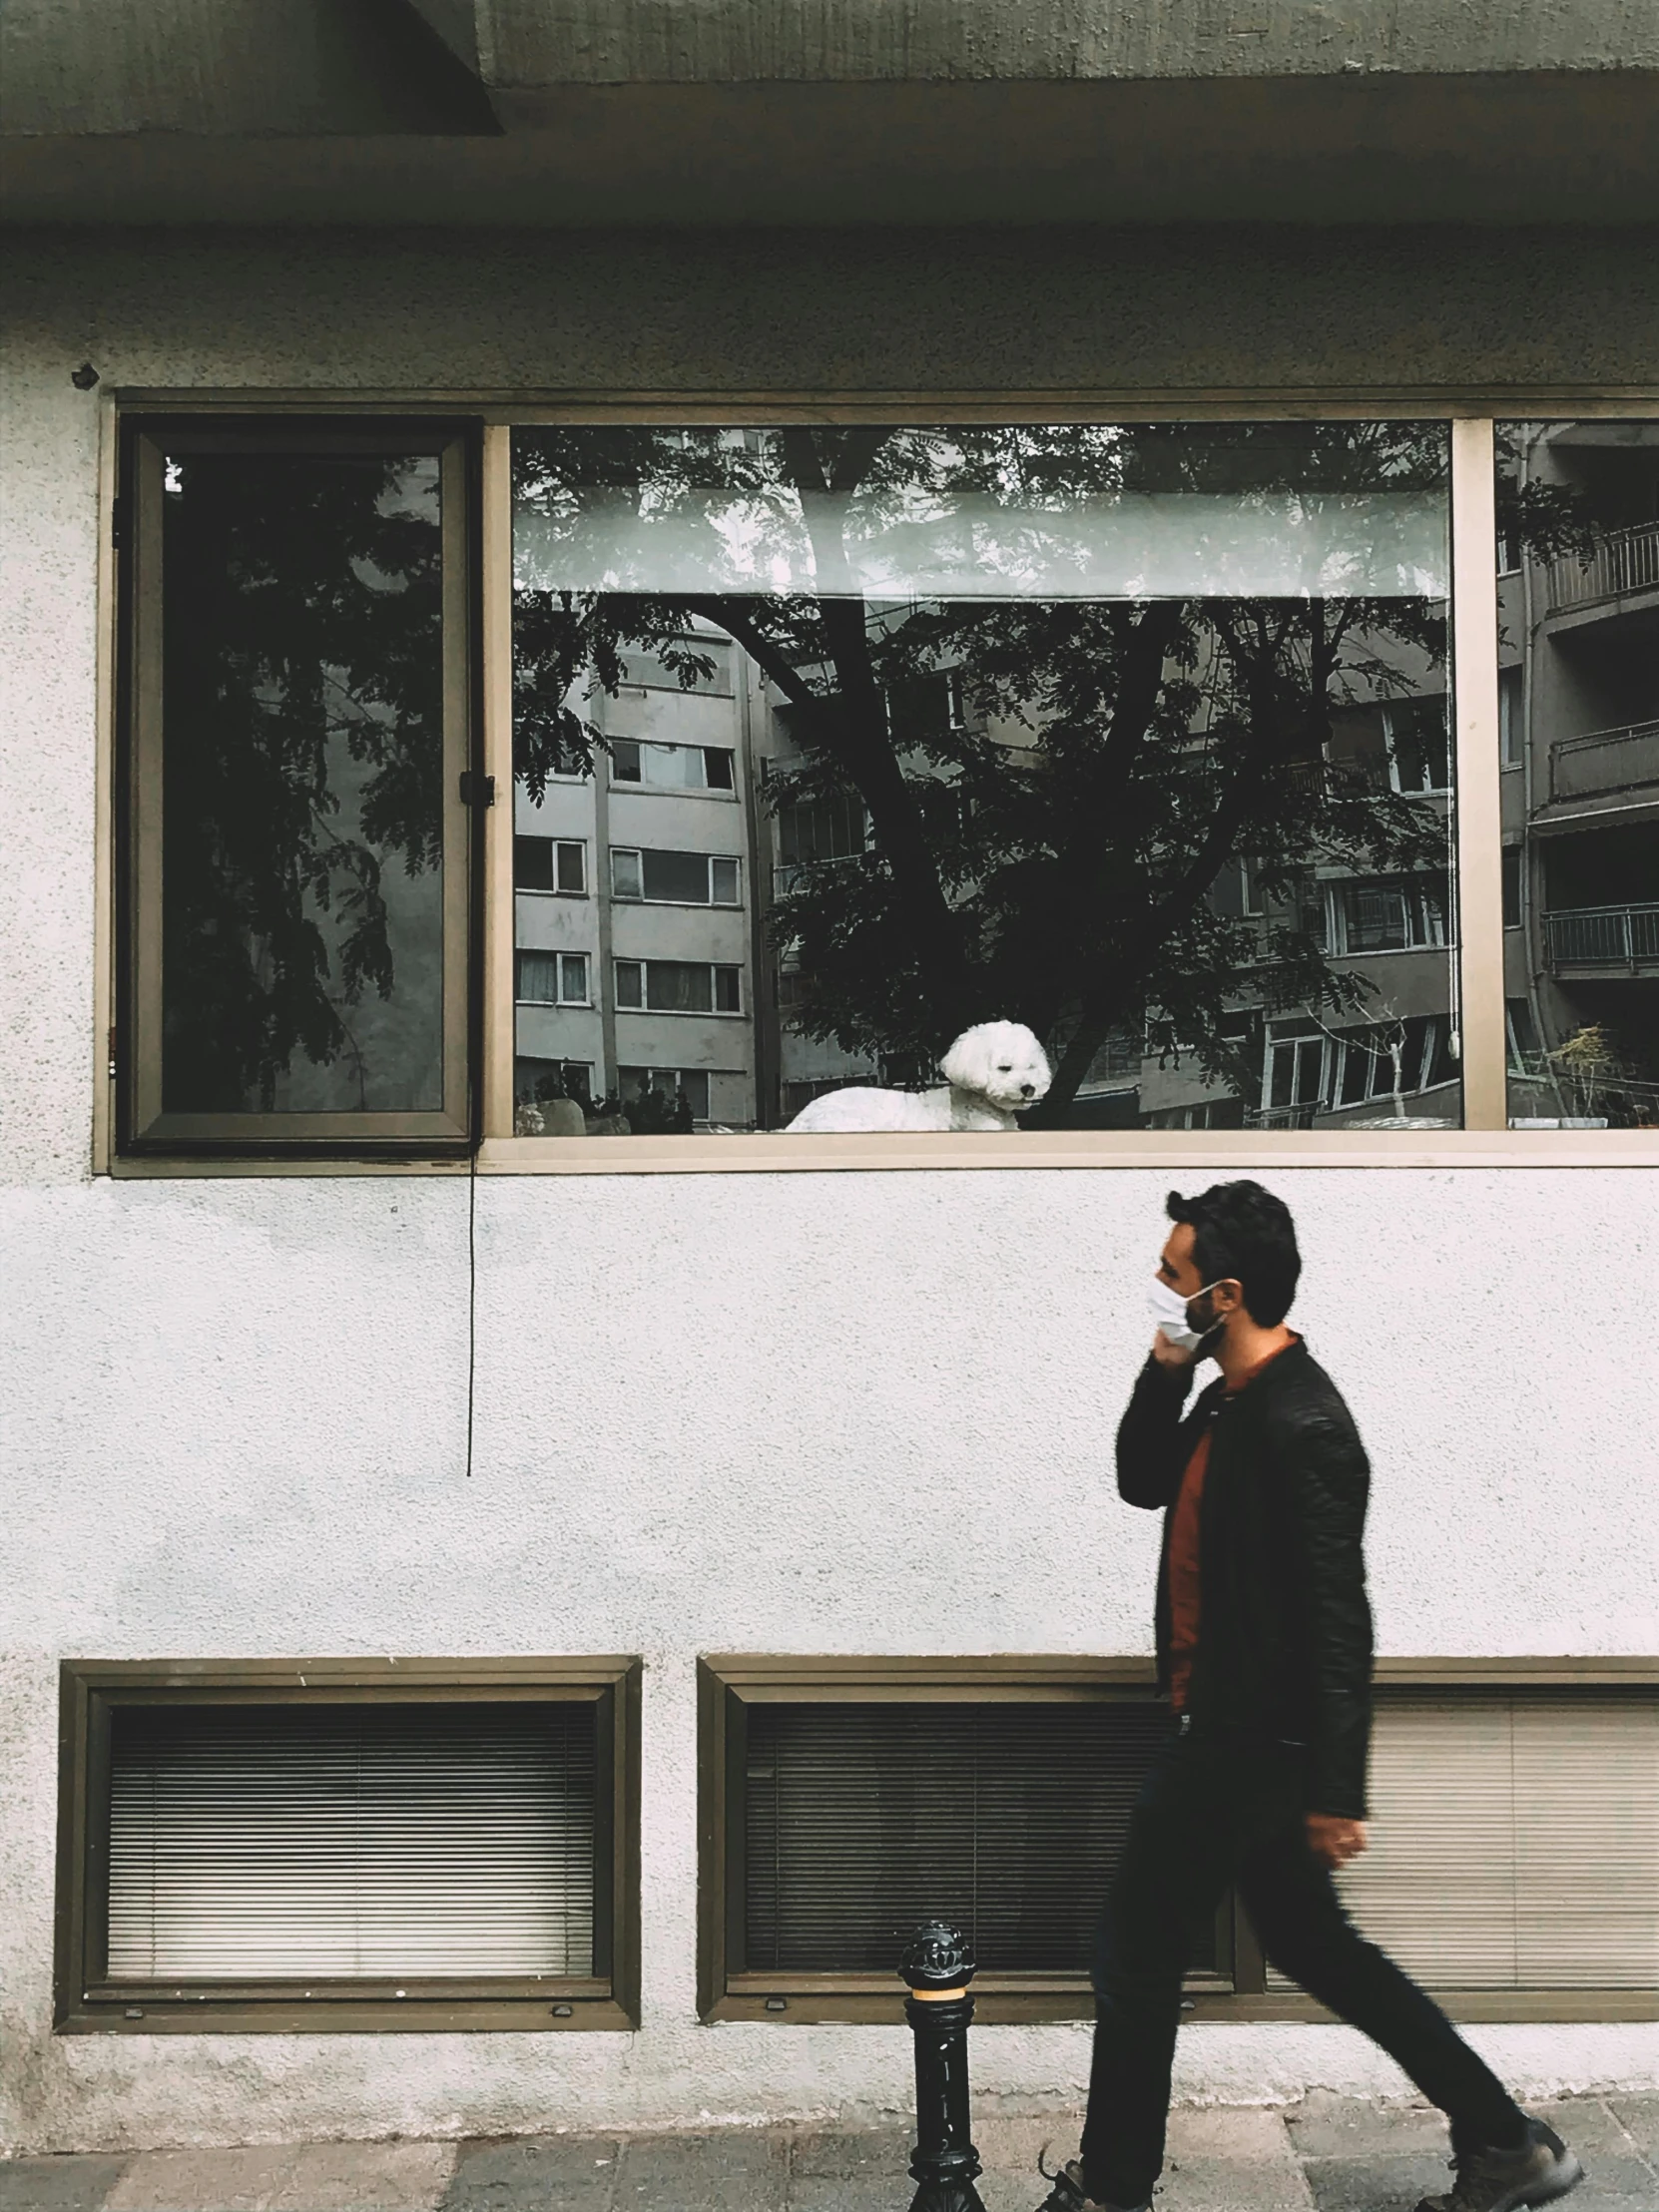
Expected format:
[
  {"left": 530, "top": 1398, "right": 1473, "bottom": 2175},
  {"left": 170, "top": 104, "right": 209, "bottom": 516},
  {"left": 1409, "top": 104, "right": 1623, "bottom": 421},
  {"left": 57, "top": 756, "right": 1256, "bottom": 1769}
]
[{"left": 939, "top": 1020, "right": 1052, "bottom": 1110}]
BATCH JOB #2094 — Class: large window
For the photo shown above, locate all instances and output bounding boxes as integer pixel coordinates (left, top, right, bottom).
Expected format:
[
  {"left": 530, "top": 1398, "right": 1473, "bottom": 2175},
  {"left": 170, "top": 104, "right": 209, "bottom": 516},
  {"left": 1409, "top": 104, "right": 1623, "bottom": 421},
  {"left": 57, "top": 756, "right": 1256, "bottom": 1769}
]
[
  {"left": 118, "top": 423, "right": 475, "bottom": 1154},
  {"left": 611, "top": 846, "right": 742, "bottom": 906},
  {"left": 57, "top": 1659, "right": 640, "bottom": 2032},
  {"left": 698, "top": 1658, "right": 1235, "bottom": 2021},
  {"left": 513, "top": 420, "right": 1458, "bottom": 1139},
  {"left": 699, "top": 1658, "right": 1657, "bottom": 2024},
  {"left": 1495, "top": 421, "right": 1659, "bottom": 1129},
  {"left": 614, "top": 959, "right": 741, "bottom": 1014},
  {"left": 108, "top": 408, "right": 1657, "bottom": 1164}
]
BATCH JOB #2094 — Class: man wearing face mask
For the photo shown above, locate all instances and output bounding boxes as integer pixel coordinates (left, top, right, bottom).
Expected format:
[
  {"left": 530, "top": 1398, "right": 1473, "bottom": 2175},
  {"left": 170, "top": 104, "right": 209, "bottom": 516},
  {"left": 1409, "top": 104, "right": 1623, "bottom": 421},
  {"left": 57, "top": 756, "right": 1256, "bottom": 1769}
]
[{"left": 1035, "top": 1182, "right": 1582, "bottom": 2212}]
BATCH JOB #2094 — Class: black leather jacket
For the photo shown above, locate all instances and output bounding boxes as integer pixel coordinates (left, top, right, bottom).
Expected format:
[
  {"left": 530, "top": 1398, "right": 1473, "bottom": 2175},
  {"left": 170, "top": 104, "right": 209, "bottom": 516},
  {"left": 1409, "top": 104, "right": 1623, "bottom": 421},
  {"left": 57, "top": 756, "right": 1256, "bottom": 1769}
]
[{"left": 1116, "top": 1338, "right": 1375, "bottom": 1818}]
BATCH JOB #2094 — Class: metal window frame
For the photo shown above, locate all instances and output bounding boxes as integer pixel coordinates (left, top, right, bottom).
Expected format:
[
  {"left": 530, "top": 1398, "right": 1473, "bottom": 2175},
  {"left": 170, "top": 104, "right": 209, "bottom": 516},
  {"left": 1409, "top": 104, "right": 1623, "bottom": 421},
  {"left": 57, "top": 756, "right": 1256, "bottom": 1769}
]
[
  {"left": 55, "top": 1656, "right": 642, "bottom": 2035},
  {"left": 114, "top": 417, "right": 482, "bottom": 1161},
  {"left": 610, "top": 844, "right": 744, "bottom": 907},
  {"left": 95, "top": 390, "right": 1659, "bottom": 1175},
  {"left": 696, "top": 1654, "right": 1659, "bottom": 2027},
  {"left": 511, "top": 833, "right": 588, "bottom": 897},
  {"left": 513, "top": 948, "right": 590, "bottom": 1007},
  {"left": 613, "top": 955, "right": 744, "bottom": 1016}
]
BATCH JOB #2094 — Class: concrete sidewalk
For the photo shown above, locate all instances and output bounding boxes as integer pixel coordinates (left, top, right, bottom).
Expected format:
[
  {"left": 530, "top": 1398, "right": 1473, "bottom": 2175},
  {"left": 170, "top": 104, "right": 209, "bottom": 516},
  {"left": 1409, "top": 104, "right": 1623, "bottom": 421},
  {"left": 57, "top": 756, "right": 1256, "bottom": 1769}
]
[{"left": 3, "top": 2097, "right": 1654, "bottom": 2212}]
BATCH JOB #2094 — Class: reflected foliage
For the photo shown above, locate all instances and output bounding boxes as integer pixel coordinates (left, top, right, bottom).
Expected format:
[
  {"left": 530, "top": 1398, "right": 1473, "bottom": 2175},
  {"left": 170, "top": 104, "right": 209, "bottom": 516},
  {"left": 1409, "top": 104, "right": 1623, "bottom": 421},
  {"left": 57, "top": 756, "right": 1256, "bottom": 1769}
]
[
  {"left": 516, "top": 424, "right": 1466, "bottom": 1118},
  {"left": 159, "top": 452, "right": 444, "bottom": 1111}
]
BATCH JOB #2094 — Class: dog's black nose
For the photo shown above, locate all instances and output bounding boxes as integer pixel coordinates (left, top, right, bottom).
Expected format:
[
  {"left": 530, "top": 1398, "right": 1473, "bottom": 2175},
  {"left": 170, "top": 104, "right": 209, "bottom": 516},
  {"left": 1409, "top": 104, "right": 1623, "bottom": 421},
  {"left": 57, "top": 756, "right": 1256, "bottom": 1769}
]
[{"left": 1020, "top": 1083, "right": 1035, "bottom": 1096}]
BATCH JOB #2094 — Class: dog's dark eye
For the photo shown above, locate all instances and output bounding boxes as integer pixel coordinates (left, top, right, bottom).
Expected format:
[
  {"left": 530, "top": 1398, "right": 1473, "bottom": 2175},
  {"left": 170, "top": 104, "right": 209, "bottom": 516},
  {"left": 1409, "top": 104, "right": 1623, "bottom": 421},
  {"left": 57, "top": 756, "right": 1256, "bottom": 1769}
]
[{"left": 997, "top": 1064, "right": 1011, "bottom": 1071}]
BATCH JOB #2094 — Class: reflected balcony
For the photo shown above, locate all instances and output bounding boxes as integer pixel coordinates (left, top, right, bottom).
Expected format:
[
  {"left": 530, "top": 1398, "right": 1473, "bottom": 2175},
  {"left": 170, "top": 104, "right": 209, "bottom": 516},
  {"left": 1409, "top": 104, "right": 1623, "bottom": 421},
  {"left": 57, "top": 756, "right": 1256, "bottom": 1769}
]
[
  {"left": 1550, "top": 719, "right": 1659, "bottom": 803},
  {"left": 773, "top": 853, "right": 864, "bottom": 897},
  {"left": 1545, "top": 902, "right": 1659, "bottom": 975},
  {"left": 1534, "top": 717, "right": 1659, "bottom": 832},
  {"left": 1545, "top": 522, "right": 1659, "bottom": 626}
]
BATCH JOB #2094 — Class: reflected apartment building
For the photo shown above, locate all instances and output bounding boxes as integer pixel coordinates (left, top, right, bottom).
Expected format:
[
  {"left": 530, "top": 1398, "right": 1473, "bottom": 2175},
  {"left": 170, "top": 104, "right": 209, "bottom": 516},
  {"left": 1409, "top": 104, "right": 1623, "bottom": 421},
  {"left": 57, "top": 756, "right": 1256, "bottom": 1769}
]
[
  {"left": 514, "top": 632, "right": 763, "bottom": 1130},
  {"left": 1499, "top": 421, "right": 1659, "bottom": 1129},
  {"left": 513, "top": 625, "right": 887, "bottom": 1132},
  {"left": 514, "top": 619, "right": 1472, "bottom": 1133}
]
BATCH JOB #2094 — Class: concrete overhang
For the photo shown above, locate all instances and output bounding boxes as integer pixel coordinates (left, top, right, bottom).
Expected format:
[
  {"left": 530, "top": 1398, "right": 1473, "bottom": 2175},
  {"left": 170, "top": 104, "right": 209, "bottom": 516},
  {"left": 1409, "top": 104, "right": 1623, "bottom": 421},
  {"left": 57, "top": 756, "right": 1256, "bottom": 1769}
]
[{"left": 4, "top": 0, "right": 1658, "bottom": 225}]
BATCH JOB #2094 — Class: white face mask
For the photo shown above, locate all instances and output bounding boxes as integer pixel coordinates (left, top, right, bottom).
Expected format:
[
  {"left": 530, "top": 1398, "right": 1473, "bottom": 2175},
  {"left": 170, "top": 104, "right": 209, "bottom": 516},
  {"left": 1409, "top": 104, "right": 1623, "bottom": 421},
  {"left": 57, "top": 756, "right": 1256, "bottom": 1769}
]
[{"left": 1148, "top": 1275, "right": 1225, "bottom": 1354}]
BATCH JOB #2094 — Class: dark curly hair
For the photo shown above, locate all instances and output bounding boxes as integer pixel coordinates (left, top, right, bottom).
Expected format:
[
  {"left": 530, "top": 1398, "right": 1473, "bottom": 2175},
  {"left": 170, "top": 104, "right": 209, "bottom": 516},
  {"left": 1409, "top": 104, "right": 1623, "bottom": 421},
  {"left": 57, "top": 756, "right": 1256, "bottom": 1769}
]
[{"left": 1166, "top": 1180, "right": 1301, "bottom": 1329}]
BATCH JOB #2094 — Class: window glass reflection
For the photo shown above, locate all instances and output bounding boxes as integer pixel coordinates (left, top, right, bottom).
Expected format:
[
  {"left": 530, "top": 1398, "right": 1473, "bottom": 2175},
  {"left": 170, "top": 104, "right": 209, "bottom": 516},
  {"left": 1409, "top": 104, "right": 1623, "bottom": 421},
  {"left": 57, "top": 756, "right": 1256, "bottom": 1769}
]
[
  {"left": 1497, "top": 423, "right": 1659, "bottom": 1129},
  {"left": 511, "top": 423, "right": 1456, "bottom": 1134},
  {"left": 159, "top": 450, "right": 447, "bottom": 1114}
]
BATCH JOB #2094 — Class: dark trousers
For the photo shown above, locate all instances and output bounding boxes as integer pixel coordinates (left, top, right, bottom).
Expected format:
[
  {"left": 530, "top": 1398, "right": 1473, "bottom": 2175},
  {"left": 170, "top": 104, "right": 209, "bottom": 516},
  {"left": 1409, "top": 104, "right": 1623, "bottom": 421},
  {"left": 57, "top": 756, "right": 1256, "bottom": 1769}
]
[{"left": 1080, "top": 1725, "right": 1525, "bottom": 2209}]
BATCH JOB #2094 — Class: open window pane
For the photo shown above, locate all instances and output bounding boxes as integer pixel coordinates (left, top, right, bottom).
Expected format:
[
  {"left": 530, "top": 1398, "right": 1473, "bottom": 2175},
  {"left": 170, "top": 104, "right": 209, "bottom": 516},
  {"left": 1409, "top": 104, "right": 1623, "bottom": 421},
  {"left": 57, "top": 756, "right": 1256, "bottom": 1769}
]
[
  {"left": 124, "top": 429, "right": 471, "bottom": 1150},
  {"left": 515, "top": 835, "right": 555, "bottom": 891},
  {"left": 1496, "top": 422, "right": 1659, "bottom": 1129},
  {"left": 513, "top": 423, "right": 1456, "bottom": 1135},
  {"left": 106, "top": 1702, "right": 598, "bottom": 1980}
]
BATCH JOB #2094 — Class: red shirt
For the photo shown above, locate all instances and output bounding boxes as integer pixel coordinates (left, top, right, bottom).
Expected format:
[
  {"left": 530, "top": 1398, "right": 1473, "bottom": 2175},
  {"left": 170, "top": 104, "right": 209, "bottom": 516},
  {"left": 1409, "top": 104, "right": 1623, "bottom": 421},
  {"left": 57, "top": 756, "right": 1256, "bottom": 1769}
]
[{"left": 1166, "top": 1338, "right": 1298, "bottom": 1714}]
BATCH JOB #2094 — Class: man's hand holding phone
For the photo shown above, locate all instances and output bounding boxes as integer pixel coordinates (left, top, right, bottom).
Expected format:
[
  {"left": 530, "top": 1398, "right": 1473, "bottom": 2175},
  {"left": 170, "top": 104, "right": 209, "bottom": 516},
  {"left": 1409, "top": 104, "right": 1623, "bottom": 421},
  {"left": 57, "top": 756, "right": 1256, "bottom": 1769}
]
[{"left": 1151, "top": 1328, "right": 1199, "bottom": 1371}]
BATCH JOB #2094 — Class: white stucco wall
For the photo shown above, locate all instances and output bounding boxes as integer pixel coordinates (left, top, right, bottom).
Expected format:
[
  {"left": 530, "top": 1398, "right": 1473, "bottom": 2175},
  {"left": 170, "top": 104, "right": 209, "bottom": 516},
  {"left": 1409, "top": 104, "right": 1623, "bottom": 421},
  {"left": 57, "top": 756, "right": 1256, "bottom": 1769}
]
[{"left": 2, "top": 232, "right": 1657, "bottom": 2154}]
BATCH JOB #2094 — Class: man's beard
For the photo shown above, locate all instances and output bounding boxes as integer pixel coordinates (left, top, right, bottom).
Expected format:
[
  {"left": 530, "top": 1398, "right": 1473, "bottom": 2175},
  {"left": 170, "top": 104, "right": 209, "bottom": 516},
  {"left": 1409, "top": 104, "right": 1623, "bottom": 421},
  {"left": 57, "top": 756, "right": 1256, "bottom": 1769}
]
[{"left": 1187, "top": 1294, "right": 1226, "bottom": 1357}]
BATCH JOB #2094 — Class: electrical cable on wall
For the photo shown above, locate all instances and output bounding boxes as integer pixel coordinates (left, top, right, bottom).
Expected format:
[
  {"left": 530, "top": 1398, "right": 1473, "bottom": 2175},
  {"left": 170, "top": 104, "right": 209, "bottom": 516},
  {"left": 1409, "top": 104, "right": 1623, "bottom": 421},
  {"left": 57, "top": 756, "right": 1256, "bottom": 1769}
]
[{"left": 465, "top": 1148, "right": 478, "bottom": 1477}]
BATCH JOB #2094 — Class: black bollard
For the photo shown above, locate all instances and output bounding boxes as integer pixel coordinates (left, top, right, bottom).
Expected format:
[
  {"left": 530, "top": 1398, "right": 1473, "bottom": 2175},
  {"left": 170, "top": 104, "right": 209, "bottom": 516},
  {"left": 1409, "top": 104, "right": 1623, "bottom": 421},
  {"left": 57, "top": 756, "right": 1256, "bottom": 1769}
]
[{"left": 898, "top": 1921, "right": 986, "bottom": 2212}]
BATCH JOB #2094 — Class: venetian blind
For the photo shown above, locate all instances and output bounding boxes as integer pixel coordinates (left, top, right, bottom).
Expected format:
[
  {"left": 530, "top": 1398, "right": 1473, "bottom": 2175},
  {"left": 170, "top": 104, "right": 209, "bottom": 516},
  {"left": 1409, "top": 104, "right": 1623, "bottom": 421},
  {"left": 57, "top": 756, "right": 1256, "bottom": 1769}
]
[
  {"left": 1269, "top": 1694, "right": 1658, "bottom": 1991},
  {"left": 106, "top": 1701, "right": 597, "bottom": 1980},
  {"left": 743, "top": 1701, "right": 1212, "bottom": 1974}
]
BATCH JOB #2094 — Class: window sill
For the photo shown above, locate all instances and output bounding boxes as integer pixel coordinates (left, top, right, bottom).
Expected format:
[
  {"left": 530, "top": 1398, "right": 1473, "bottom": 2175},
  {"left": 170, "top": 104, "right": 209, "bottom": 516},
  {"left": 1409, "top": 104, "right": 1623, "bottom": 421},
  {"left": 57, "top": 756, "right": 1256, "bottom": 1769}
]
[
  {"left": 473, "top": 1129, "right": 1657, "bottom": 1173},
  {"left": 703, "top": 1983, "right": 1655, "bottom": 2027},
  {"left": 101, "top": 1129, "right": 1659, "bottom": 1176},
  {"left": 59, "top": 1994, "right": 636, "bottom": 2034},
  {"left": 611, "top": 785, "right": 738, "bottom": 802}
]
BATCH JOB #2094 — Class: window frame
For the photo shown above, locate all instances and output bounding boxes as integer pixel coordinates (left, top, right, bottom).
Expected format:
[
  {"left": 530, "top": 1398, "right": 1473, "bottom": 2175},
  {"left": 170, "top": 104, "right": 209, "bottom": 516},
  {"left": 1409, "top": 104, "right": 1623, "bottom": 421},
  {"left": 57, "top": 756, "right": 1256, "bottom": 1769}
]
[
  {"left": 115, "top": 418, "right": 481, "bottom": 1161},
  {"left": 696, "top": 1654, "right": 1658, "bottom": 2027},
  {"left": 610, "top": 845, "right": 743, "bottom": 907},
  {"left": 1382, "top": 696, "right": 1453, "bottom": 796},
  {"left": 608, "top": 738, "right": 738, "bottom": 794},
  {"left": 55, "top": 1655, "right": 641, "bottom": 2035},
  {"left": 1324, "top": 871, "right": 1450, "bottom": 957},
  {"left": 619, "top": 1065, "right": 714, "bottom": 1119},
  {"left": 514, "top": 835, "right": 588, "bottom": 896},
  {"left": 513, "top": 949, "right": 590, "bottom": 1007},
  {"left": 96, "top": 396, "right": 1659, "bottom": 1176},
  {"left": 614, "top": 956, "right": 743, "bottom": 1015}
]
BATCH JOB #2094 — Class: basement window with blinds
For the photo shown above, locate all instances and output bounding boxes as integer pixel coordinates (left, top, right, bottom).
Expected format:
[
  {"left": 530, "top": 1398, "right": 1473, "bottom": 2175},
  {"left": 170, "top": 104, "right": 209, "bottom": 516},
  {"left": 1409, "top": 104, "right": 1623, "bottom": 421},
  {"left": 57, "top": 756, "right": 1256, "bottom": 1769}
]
[
  {"left": 56, "top": 1661, "right": 640, "bottom": 2032},
  {"left": 1270, "top": 1690, "right": 1659, "bottom": 2008},
  {"left": 700, "top": 1662, "right": 1659, "bottom": 2024},
  {"left": 701, "top": 1665, "right": 1237, "bottom": 2023}
]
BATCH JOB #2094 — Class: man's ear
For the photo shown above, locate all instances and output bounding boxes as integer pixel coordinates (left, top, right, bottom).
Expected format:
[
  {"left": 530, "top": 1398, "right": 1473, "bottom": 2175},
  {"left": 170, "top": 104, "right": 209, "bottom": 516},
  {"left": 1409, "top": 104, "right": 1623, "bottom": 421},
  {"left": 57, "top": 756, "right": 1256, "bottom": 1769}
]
[{"left": 1213, "top": 1278, "right": 1246, "bottom": 1316}]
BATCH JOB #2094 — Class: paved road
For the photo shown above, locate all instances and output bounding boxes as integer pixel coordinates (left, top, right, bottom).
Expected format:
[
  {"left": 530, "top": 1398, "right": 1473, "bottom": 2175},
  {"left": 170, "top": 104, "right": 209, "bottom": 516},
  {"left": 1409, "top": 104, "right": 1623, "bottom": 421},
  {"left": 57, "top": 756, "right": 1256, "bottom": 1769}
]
[{"left": 3, "top": 2097, "right": 1654, "bottom": 2212}]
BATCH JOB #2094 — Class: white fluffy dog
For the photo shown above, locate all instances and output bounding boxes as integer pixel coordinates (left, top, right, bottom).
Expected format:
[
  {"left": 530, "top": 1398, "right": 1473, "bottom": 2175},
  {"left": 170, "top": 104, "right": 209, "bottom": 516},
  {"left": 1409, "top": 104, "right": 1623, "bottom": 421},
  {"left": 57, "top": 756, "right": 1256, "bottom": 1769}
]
[{"left": 785, "top": 1020, "right": 1052, "bottom": 1132}]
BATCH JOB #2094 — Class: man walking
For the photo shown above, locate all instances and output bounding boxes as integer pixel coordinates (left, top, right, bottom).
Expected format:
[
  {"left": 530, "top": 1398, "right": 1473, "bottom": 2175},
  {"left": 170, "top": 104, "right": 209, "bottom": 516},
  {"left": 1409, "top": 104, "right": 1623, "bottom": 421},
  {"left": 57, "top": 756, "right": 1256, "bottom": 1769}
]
[{"left": 1036, "top": 1181, "right": 1583, "bottom": 2212}]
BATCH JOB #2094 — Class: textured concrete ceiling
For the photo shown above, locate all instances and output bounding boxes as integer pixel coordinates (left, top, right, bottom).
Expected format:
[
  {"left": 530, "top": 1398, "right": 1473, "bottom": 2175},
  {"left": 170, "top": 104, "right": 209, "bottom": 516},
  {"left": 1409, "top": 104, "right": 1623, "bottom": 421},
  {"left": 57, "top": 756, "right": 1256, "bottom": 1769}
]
[{"left": 4, "top": 0, "right": 1657, "bottom": 224}]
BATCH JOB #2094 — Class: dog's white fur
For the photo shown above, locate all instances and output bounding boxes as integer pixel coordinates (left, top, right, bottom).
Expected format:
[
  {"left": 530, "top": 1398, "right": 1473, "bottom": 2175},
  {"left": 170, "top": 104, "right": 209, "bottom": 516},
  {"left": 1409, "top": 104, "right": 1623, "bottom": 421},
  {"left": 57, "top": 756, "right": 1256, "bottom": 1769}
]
[{"left": 785, "top": 1020, "right": 1052, "bottom": 1133}]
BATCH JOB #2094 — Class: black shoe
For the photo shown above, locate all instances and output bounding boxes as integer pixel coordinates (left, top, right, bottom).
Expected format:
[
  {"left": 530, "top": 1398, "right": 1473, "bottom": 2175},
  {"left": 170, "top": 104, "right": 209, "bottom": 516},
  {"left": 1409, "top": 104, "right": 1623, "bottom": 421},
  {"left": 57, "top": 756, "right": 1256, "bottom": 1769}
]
[
  {"left": 1032, "top": 2147, "right": 1151, "bottom": 2212},
  {"left": 1414, "top": 2117, "right": 1585, "bottom": 2211}
]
